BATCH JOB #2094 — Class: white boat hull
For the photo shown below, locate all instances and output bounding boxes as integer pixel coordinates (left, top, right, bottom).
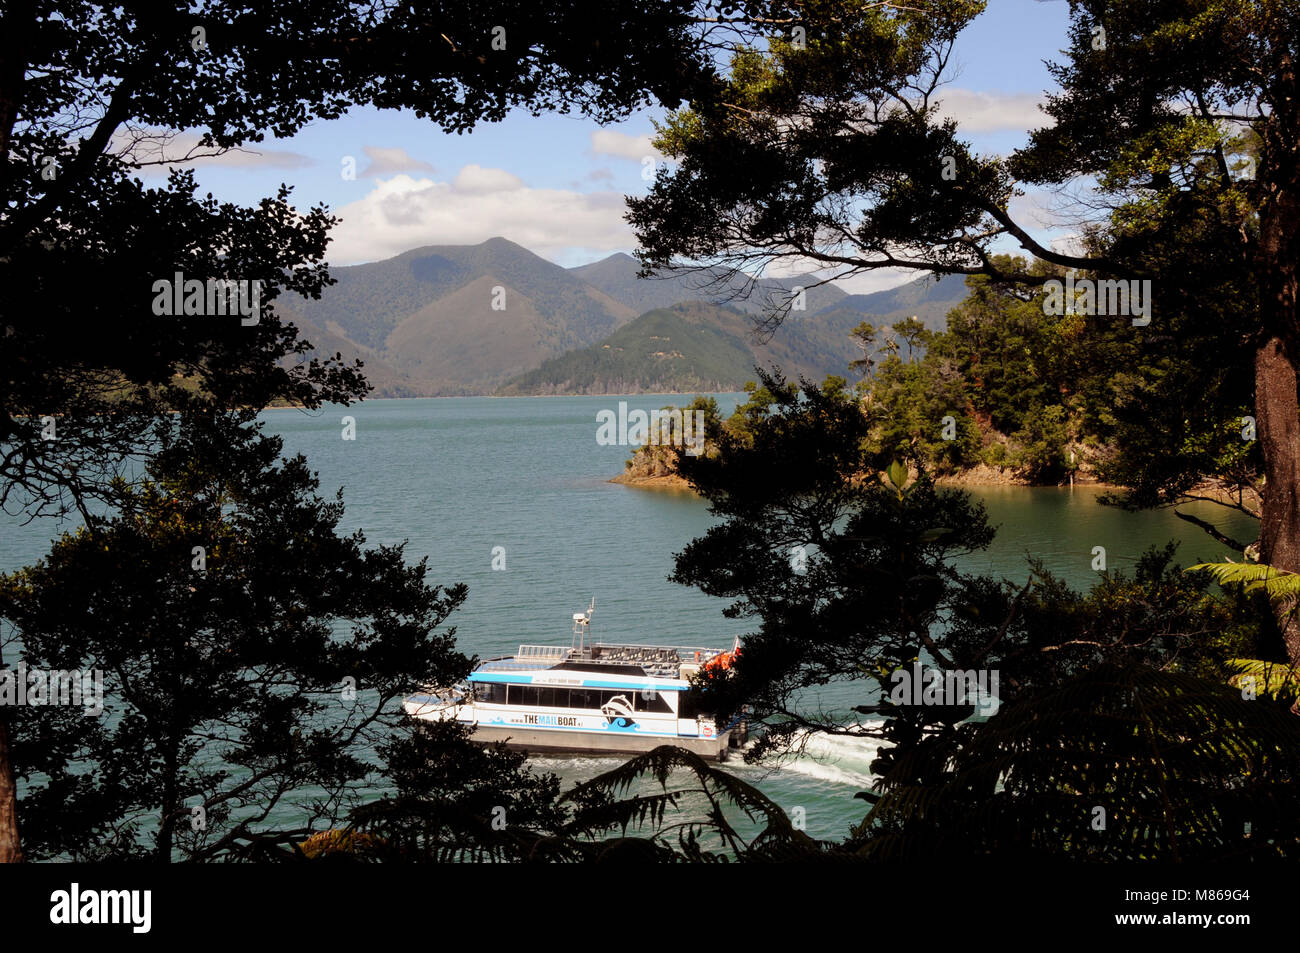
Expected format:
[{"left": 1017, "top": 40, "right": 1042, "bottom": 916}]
[{"left": 402, "top": 697, "right": 742, "bottom": 761}]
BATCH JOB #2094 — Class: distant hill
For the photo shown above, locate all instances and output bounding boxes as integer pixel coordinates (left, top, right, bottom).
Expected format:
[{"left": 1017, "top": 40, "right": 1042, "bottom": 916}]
[
  {"left": 290, "top": 237, "right": 636, "bottom": 395},
  {"left": 498, "top": 272, "right": 976, "bottom": 396},
  {"left": 570, "top": 252, "right": 848, "bottom": 317},
  {"left": 278, "top": 238, "right": 972, "bottom": 397},
  {"left": 809, "top": 272, "right": 970, "bottom": 331},
  {"left": 497, "top": 300, "right": 863, "bottom": 395}
]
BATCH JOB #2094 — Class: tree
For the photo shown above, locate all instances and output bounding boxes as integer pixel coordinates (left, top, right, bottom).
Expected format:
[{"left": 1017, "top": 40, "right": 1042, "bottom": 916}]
[
  {"left": 1189, "top": 559, "right": 1300, "bottom": 706},
  {"left": 1, "top": 0, "right": 723, "bottom": 520},
  {"left": 0, "top": 0, "right": 780, "bottom": 865},
  {"left": 664, "top": 374, "right": 1291, "bottom": 858},
  {"left": 867, "top": 317, "right": 978, "bottom": 472},
  {"left": 848, "top": 321, "right": 877, "bottom": 378},
  {"left": 0, "top": 411, "right": 475, "bottom": 860},
  {"left": 858, "top": 663, "right": 1300, "bottom": 861},
  {"left": 669, "top": 373, "right": 999, "bottom": 759},
  {"left": 628, "top": 0, "right": 1300, "bottom": 666}
]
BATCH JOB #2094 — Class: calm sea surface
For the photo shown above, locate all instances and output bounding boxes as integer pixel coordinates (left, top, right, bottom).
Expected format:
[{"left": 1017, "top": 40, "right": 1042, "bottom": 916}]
[{"left": 0, "top": 396, "right": 1259, "bottom": 844}]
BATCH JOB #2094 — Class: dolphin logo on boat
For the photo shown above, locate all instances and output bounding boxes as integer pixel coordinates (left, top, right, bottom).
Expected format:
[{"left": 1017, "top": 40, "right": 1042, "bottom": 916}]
[{"left": 601, "top": 695, "right": 637, "bottom": 730}]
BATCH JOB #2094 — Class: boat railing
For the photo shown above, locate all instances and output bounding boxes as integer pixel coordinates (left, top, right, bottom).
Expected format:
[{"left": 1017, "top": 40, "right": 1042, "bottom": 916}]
[
  {"left": 589, "top": 642, "right": 728, "bottom": 661},
  {"left": 516, "top": 644, "right": 573, "bottom": 660},
  {"left": 477, "top": 642, "right": 737, "bottom": 676}
]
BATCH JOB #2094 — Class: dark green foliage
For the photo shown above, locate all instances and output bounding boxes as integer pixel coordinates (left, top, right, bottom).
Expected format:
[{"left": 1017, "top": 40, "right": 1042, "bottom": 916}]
[
  {"left": 1, "top": 167, "right": 368, "bottom": 519},
  {"left": 341, "top": 719, "right": 568, "bottom": 862},
  {"left": 858, "top": 664, "right": 1300, "bottom": 861},
  {"left": 625, "top": 0, "right": 1285, "bottom": 557},
  {"left": 0, "top": 412, "right": 472, "bottom": 861},
  {"left": 560, "top": 744, "right": 821, "bottom": 861},
  {"left": 854, "top": 260, "right": 1152, "bottom": 482},
  {"left": 669, "top": 373, "right": 1000, "bottom": 746},
  {"left": 345, "top": 741, "right": 843, "bottom": 863},
  {"left": 867, "top": 322, "right": 979, "bottom": 474},
  {"left": 662, "top": 375, "right": 1290, "bottom": 861}
]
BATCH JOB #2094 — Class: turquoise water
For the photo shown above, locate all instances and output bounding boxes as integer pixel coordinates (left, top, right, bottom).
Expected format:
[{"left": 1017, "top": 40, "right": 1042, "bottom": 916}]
[{"left": 0, "top": 396, "right": 1259, "bottom": 844}]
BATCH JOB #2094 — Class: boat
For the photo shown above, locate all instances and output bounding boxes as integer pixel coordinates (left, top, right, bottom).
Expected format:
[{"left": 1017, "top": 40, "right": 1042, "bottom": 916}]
[{"left": 403, "top": 599, "right": 748, "bottom": 761}]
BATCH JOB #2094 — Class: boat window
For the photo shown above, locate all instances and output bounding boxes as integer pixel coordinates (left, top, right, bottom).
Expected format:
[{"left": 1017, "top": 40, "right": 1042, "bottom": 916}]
[
  {"left": 508, "top": 685, "right": 543, "bottom": 706},
  {"left": 634, "top": 691, "right": 675, "bottom": 714},
  {"left": 506, "top": 685, "right": 680, "bottom": 711},
  {"left": 568, "top": 689, "right": 598, "bottom": 709}
]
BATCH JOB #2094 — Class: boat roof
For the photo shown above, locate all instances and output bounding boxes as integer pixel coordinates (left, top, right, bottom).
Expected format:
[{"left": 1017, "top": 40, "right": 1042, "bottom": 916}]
[
  {"left": 468, "top": 669, "right": 687, "bottom": 690},
  {"left": 470, "top": 641, "right": 734, "bottom": 686}
]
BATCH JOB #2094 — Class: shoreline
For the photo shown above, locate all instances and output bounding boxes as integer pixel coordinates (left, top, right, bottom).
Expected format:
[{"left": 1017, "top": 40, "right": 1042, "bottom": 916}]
[
  {"left": 611, "top": 469, "right": 1258, "bottom": 508},
  {"left": 609, "top": 471, "right": 1115, "bottom": 492}
]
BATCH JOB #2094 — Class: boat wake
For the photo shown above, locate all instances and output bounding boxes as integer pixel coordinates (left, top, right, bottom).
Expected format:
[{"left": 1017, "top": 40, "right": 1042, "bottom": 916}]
[
  {"left": 528, "top": 722, "right": 888, "bottom": 792},
  {"left": 727, "top": 722, "right": 886, "bottom": 790}
]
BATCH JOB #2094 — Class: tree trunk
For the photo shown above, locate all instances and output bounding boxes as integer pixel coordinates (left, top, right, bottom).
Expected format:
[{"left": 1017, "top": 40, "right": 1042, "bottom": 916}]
[
  {"left": 1255, "top": 338, "right": 1300, "bottom": 667},
  {"left": 1254, "top": 2, "right": 1300, "bottom": 670},
  {"left": 0, "top": 717, "right": 21, "bottom": 862},
  {"left": 1255, "top": 131, "right": 1300, "bottom": 667}
]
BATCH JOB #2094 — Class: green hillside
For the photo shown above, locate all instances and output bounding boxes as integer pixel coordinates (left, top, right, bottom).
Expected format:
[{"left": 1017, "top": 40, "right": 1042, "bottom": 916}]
[
  {"left": 278, "top": 241, "right": 967, "bottom": 397},
  {"left": 497, "top": 300, "right": 861, "bottom": 395}
]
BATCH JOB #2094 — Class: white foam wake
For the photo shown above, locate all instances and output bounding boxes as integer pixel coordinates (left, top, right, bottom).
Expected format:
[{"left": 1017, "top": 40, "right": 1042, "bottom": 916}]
[{"left": 728, "top": 721, "right": 886, "bottom": 789}]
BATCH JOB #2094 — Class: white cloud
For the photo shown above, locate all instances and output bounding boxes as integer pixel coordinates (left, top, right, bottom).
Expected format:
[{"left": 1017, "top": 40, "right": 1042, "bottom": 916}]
[
  {"left": 1008, "top": 187, "right": 1074, "bottom": 232},
  {"left": 452, "top": 164, "right": 525, "bottom": 193},
  {"left": 327, "top": 169, "right": 637, "bottom": 265},
  {"left": 591, "top": 130, "right": 660, "bottom": 161},
  {"left": 932, "top": 89, "right": 1049, "bottom": 134},
  {"left": 110, "top": 129, "right": 311, "bottom": 173},
  {"left": 836, "top": 266, "right": 923, "bottom": 296},
  {"left": 359, "top": 146, "right": 436, "bottom": 178}
]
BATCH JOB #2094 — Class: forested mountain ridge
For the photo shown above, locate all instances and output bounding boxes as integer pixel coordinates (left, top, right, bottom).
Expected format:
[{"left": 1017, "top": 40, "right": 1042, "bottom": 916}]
[
  {"left": 497, "top": 299, "right": 859, "bottom": 394},
  {"left": 282, "top": 239, "right": 967, "bottom": 397},
  {"left": 289, "top": 237, "right": 637, "bottom": 395}
]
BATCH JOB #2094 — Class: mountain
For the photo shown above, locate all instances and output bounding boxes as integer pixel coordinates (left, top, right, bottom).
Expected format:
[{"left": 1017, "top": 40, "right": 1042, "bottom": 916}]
[
  {"left": 498, "top": 272, "right": 976, "bottom": 396},
  {"left": 809, "top": 272, "right": 971, "bottom": 331},
  {"left": 570, "top": 252, "right": 848, "bottom": 317},
  {"left": 289, "top": 237, "right": 636, "bottom": 395},
  {"left": 274, "top": 300, "right": 416, "bottom": 396},
  {"left": 496, "top": 300, "right": 862, "bottom": 395},
  {"left": 277, "top": 239, "right": 972, "bottom": 397}
]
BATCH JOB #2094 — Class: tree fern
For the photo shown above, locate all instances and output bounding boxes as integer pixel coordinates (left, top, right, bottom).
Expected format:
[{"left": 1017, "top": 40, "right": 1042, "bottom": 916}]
[
  {"left": 561, "top": 744, "right": 825, "bottom": 860},
  {"left": 1189, "top": 559, "right": 1300, "bottom": 603},
  {"left": 1188, "top": 560, "right": 1300, "bottom": 703},
  {"left": 855, "top": 663, "right": 1300, "bottom": 861}
]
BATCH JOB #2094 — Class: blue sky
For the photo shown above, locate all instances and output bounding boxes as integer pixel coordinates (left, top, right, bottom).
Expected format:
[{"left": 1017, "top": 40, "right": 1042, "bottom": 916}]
[{"left": 136, "top": 1, "right": 1075, "bottom": 292}]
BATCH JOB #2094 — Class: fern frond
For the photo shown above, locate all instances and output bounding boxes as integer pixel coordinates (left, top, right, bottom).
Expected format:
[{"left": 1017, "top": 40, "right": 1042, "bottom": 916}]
[
  {"left": 1188, "top": 560, "right": 1300, "bottom": 603},
  {"left": 561, "top": 744, "right": 825, "bottom": 857},
  {"left": 1225, "top": 657, "right": 1300, "bottom": 701}
]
